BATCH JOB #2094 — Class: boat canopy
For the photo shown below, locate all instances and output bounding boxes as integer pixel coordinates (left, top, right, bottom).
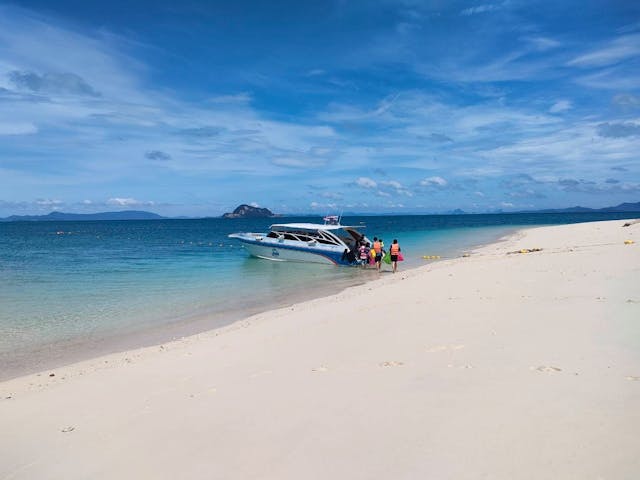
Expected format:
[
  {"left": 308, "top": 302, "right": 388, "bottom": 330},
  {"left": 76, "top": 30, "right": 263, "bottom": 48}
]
[
  {"left": 269, "top": 223, "right": 363, "bottom": 231},
  {"left": 267, "top": 223, "right": 367, "bottom": 249}
]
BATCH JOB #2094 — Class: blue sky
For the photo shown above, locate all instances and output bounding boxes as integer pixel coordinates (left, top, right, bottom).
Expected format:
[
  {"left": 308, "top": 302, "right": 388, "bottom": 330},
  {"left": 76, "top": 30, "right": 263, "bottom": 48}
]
[{"left": 1, "top": 0, "right": 639, "bottom": 216}]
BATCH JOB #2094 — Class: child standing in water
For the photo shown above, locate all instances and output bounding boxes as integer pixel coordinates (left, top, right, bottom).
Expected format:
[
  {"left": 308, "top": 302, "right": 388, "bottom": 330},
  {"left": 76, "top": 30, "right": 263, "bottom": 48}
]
[
  {"left": 372, "top": 237, "right": 384, "bottom": 271},
  {"left": 358, "top": 242, "right": 370, "bottom": 267},
  {"left": 390, "top": 239, "right": 401, "bottom": 273}
]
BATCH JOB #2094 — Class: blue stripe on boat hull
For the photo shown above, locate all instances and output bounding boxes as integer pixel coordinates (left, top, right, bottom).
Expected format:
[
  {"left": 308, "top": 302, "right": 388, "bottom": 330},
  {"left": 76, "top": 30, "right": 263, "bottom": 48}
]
[{"left": 238, "top": 239, "right": 353, "bottom": 265}]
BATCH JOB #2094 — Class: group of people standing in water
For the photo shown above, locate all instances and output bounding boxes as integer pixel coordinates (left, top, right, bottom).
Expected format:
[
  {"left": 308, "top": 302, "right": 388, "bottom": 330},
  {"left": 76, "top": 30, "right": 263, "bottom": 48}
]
[{"left": 355, "top": 236, "right": 402, "bottom": 273}]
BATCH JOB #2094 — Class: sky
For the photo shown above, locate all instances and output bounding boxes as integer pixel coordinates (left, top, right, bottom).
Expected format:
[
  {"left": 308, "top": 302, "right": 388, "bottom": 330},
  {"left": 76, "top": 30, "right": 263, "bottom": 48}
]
[{"left": 0, "top": 0, "right": 639, "bottom": 217}]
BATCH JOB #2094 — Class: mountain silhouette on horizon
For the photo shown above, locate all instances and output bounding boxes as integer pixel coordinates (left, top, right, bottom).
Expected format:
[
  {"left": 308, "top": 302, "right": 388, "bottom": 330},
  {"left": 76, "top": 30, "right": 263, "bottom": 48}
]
[
  {"left": 0, "top": 210, "right": 165, "bottom": 222},
  {"left": 518, "top": 201, "right": 640, "bottom": 214},
  {"left": 1, "top": 201, "right": 638, "bottom": 221}
]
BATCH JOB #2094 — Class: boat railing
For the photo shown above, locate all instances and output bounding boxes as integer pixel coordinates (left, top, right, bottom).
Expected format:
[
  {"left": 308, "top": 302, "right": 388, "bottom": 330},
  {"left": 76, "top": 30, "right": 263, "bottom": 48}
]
[{"left": 323, "top": 215, "right": 340, "bottom": 225}]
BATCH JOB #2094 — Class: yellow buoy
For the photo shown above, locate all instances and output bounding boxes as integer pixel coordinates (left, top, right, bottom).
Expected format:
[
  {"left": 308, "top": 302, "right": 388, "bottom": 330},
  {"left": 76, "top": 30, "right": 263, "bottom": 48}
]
[{"left": 624, "top": 240, "right": 634, "bottom": 245}]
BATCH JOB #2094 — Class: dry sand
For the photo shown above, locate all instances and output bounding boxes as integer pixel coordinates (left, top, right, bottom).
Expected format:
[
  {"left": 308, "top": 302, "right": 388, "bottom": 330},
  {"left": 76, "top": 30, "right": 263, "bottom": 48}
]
[{"left": 1, "top": 219, "right": 639, "bottom": 479}]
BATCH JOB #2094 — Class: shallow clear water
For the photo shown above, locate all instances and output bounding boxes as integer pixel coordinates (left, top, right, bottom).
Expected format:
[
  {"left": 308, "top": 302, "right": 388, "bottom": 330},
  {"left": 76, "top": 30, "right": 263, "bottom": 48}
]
[{"left": 0, "top": 212, "right": 633, "bottom": 377}]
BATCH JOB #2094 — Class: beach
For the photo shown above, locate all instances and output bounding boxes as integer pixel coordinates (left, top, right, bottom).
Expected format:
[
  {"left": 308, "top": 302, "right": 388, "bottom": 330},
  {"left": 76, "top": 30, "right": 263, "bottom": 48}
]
[{"left": 1, "top": 218, "right": 638, "bottom": 479}]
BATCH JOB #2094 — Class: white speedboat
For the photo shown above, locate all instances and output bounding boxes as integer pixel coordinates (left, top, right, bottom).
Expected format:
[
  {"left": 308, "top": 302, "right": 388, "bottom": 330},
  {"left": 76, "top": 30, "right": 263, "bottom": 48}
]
[{"left": 229, "top": 217, "right": 370, "bottom": 266}]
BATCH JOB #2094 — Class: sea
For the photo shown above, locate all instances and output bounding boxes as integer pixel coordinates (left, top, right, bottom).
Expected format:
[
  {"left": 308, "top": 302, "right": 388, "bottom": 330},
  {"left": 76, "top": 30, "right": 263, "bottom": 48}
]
[{"left": 0, "top": 212, "right": 634, "bottom": 379}]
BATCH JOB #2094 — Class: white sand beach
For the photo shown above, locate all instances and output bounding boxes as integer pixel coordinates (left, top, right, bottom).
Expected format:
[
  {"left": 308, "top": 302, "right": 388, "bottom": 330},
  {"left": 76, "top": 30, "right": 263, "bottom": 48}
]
[{"left": 1, "top": 219, "right": 639, "bottom": 480}]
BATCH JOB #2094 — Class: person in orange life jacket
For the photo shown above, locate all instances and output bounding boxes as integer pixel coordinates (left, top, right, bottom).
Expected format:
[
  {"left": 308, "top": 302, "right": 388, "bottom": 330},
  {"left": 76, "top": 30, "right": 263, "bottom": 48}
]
[
  {"left": 390, "top": 239, "right": 401, "bottom": 273},
  {"left": 372, "top": 237, "right": 385, "bottom": 271}
]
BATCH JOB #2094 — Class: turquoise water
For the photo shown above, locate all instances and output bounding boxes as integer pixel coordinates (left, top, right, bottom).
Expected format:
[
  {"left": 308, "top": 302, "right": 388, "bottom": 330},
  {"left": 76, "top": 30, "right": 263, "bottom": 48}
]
[{"left": 0, "top": 212, "right": 634, "bottom": 378}]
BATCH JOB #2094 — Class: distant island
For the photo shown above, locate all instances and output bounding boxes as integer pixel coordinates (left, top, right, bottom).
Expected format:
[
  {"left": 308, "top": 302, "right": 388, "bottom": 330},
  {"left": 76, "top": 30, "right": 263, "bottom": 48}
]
[
  {"left": 222, "top": 204, "right": 276, "bottom": 218},
  {"left": 340, "top": 201, "right": 640, "bottom": 216},
  {"left": 0, "top": 210, "right": 165, "bottom": 222},
  {"left": 517, "top": 201, "right": 640, "bottom": 214}
]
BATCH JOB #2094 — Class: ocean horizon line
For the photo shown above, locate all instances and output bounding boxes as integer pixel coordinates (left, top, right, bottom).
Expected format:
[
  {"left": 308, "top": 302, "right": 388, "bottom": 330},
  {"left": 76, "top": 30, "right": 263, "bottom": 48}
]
[{"left": 2, "top": 200, "right": 640, "bottom": 221}]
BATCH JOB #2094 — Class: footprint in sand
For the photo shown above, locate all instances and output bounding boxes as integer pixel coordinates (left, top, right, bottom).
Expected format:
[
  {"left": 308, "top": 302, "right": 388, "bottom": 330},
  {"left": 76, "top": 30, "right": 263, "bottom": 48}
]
[
  {"left": 534, "top": 365, "right": 562, "bottom": 373},
  {"left": 379, "top": 361, "right": 404, "bottom": 367},
  {"left": 626, "top": 376, "right": 639, "bottom": 381},
  {"left": 311, "top": 366, "right": 329, "bottom": 373},
  {"left": 61, "top": 426, "right": 75, "bottom": 433}
]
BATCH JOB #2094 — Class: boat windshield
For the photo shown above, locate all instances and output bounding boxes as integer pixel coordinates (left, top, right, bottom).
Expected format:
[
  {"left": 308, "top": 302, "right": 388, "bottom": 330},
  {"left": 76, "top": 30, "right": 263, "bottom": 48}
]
[{"left": 266, "top": 227, "right": 342, "bottom": 245}]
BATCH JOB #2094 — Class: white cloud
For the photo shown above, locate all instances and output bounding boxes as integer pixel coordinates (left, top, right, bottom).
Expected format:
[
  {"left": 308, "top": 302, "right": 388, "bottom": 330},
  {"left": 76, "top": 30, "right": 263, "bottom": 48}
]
[
  {"left": 0, "top": 5, "right": 343, "bottom": 184},
  {"left": 420, "top": 176, "right": 447, "bottom": 187},
  {"left": 456, "top": 108, "right": 560, "bottom": 131},
  {"left": 320, "top": 191, "right": 343, "bottom": 200},
  {"left": 107, "top": 197, "right": 154, "bottom": 207},
  {"left": 309, "top": 201, "right": 337, "bottom": 210},
  {"left": 549, "top": 100, "right": 572, "bottom": 113},
  {"left": 461, "top": 4, "right": 499, "bottom": 16},
  {"left": 381, "top": 180, "right": 402, "bottom": 189},
  {"left": 35, "top": 198, "right": 63, "bottom": 207},
  {"left": 524, "top": 36, "right": 561, "bottom": 52},
  {"left": 574, "top": 67, "right": 640, "bottom": 90},
  {"left": 479, "top": 119, "right": 640, "bottom": 178},
  {"left": 380, "top": 180, "right": 414, "bottom": 196},
  {"left": 355, "top": 177, "right": 377, "bottom": 188},
  {"left": 319, "top": 94, "right": 399, "bottom": 123},
  {"left": 613, "top": 93, "right": 640, "bottom": 108},
  {"left": 568, "top": 34, "right": 640, "bottom": 68},
  {"left": 8, "top": 71, "right": 100, "bottom": 97},
  {"left": 0, "top": 6, "right": 146, "bottom": 102}
]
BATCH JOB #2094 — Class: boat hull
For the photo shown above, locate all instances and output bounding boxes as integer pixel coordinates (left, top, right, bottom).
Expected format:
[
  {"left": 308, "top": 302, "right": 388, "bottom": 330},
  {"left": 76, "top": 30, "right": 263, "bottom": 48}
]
[
  {"left": 244, "top": 243, "right": 340, "bottom": 264},
  {"left": 231, "top": 236, "right": 349, "bottom": 265}
]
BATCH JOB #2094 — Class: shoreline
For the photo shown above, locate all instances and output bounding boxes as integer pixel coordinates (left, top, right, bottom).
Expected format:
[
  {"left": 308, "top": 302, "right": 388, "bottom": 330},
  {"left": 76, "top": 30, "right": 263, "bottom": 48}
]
[
  {"left": 0, "top": 225, "right": 520, "bottom": 381},
  {"left": 2, "top": 219, "right": 638, "bottom": 479}
]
